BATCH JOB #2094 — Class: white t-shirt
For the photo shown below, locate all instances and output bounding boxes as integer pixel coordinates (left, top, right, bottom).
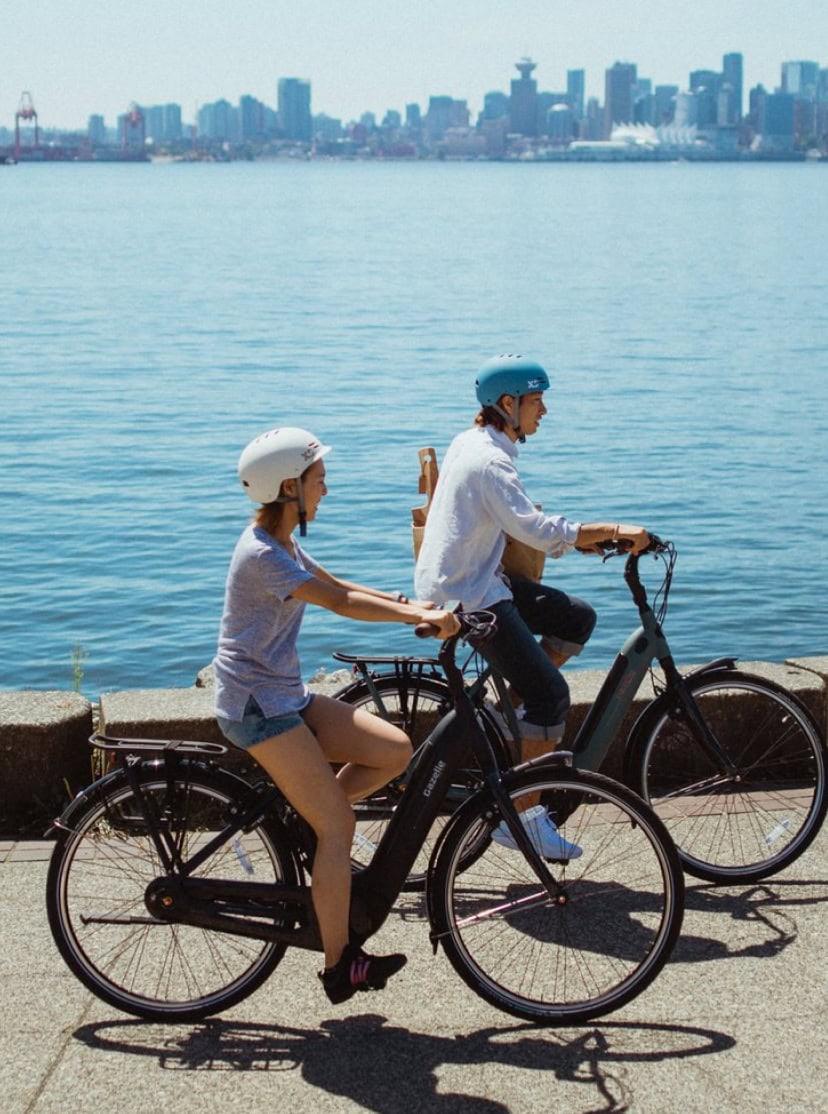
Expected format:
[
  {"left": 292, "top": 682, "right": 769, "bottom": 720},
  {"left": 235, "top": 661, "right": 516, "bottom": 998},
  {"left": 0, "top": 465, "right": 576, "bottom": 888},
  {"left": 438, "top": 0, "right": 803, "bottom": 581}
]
[
  {"left": 213, "top": 524, "right": 321, "bottom": 721},
  {"left": 414, "top": 425, "right": 580, "bottom": 611}
]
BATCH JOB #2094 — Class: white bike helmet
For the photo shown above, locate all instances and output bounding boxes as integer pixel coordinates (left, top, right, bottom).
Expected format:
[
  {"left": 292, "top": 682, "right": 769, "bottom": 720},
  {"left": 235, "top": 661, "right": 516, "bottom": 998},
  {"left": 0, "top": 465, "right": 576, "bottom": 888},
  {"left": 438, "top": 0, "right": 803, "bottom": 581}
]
[{"left": 238, "top": 427, "right": 331, "bottom": 535}]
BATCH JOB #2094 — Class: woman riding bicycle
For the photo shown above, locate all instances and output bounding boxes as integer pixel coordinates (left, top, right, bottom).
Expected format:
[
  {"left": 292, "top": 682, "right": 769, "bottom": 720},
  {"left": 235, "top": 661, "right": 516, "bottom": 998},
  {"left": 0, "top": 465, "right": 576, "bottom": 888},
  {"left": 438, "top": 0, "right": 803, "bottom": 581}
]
[
  {"left": 414, "top": 354, "right": 650, "bottom": 859},
  {"left": 214, "top": 426, "right": 458, "bottom": 1004}
]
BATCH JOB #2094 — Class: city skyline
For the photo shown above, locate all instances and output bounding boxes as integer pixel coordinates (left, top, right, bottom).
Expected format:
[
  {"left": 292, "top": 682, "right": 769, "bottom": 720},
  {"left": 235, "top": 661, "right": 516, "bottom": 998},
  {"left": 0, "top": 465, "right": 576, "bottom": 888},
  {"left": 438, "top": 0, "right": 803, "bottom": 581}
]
[{"left": 3, "top": 0, "right": 827, "bottom": 130}]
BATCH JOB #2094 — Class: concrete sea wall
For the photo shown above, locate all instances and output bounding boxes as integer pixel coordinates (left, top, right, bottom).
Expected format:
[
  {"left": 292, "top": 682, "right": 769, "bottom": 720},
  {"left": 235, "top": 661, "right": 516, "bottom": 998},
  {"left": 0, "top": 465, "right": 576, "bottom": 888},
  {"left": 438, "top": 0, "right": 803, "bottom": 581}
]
[{"left": 1, "top": 657, "right": 826, "bottom": 835}]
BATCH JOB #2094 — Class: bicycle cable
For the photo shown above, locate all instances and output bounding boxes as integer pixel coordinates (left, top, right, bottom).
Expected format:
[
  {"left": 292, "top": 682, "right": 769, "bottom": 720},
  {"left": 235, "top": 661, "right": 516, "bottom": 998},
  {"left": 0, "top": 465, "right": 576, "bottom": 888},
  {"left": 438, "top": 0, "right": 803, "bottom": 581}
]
[
  {"left": 647, "top": 542, "right": 677, "bottom": 695},
  {"left": 651, "top": 542, "right": 677, "bottom": 627}
]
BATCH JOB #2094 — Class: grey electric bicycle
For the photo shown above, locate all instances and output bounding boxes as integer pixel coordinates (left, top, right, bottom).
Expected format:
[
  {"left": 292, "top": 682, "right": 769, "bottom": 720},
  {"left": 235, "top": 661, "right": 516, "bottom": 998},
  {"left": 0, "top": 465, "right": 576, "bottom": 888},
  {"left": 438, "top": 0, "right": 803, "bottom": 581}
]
[
  {"left": 46, "top": 611, "right": 684, "bottom": 1026},
  {"left": 335, "top": 538, "right": 827, "bottom": 885}
]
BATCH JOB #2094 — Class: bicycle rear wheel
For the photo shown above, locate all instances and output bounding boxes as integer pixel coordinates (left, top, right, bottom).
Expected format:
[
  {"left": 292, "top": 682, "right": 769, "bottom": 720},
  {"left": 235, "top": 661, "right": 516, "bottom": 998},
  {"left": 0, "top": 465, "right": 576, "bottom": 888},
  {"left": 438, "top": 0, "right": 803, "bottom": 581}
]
[
  {"left": 47, "top": 762, "right": 300, "bottom": 1022},
  {"left": 632, "top": 669, "right": 827, "bottom": 883},
  {"left": 338, "top": 673, "right": 511, "bottom": 889},
  {"left": 429, "top": 767, "right": 684, "bottom": 1025}
]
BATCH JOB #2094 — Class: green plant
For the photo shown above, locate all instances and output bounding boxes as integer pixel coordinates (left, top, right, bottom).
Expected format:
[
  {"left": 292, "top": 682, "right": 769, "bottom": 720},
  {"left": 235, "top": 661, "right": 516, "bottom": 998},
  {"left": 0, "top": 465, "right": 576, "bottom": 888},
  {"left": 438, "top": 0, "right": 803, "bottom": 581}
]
[{"left": 71, "top": 643, "right": 88, "bottom": 694}]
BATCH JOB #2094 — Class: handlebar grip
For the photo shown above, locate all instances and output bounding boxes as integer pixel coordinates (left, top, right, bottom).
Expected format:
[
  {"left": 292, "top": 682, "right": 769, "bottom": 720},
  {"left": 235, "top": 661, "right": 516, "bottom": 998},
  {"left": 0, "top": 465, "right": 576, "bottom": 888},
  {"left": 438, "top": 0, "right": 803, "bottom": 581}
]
[
  {"left": 644, "top": 532, "right": 667, "bottom": 554},
  {"left": 415, "top": 622, "right": 438, "bottom": 639}
]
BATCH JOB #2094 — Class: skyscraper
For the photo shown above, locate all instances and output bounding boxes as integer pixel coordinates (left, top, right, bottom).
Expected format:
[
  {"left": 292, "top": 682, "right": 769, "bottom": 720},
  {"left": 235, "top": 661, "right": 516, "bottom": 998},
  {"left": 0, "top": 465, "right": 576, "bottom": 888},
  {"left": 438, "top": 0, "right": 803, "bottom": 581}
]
[
  {"left": 278, "top": 78, "right": 312, "bottom": 142},
  {"left": 566, "top": 70, "right": 585, "bottom": 121},
  {"left": 761, "top": 92, "right": 795, "bottom": 151},
  {"left": 781, "top": 61, "right": 819, "bottom": 99},
  {"left": 240, "top": 95, "right": 267, "bottom": 142},
  {"left": 722, "top": 53, "right": 743, "bottom": 121},
  {"left": 510, "top": 58, "right": 539, "bottom": 137},
  {"left": 604, "top": 62, "right": 637, "bottom": 136}
]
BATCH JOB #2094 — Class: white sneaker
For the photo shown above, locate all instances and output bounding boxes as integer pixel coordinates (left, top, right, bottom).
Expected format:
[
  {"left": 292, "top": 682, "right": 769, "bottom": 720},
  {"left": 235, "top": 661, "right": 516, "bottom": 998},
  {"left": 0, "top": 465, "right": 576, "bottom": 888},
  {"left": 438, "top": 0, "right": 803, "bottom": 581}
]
[{"left": 492, "top": 805, "right": 583, "bottom": 860}]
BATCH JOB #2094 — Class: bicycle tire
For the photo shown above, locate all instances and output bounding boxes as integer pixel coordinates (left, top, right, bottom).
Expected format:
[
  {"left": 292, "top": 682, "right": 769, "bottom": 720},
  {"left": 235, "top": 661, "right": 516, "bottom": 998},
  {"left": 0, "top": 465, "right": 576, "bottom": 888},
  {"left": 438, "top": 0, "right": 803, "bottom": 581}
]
[
  {"left": 428, "top": 766, "right": 684, "bottom": 1025},
  {"left": 47, "top": 761, "right": 300, "bottom": 1022},
  {"left": 337, "top": 673, "right": 512, "bottom": 889},
  {"left": 631, "top": 668, "right": 827, "bottom": 883}
]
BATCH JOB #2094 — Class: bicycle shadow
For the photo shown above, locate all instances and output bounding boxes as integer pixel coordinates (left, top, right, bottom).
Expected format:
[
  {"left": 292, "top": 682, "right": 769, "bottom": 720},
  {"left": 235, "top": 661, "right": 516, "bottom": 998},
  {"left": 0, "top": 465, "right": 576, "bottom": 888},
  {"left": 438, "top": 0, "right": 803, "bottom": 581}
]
[
  {"left": 74, "top": 1013, "right": 735, "bottom": 1114},
  {"left": 672, "top": 877, "right": 828, "bottom": 963}
]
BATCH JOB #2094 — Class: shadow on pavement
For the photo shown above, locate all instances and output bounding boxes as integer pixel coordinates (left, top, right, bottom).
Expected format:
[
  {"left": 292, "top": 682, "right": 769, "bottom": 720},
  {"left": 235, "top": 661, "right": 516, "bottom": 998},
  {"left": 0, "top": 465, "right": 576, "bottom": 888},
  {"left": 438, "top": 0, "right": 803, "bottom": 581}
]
[
  {"left": 74, "top": 1014, "right": 735, "bottom": 1114},
  {"left": 672, "top": 877, "right": 828, "bottom": 963}
]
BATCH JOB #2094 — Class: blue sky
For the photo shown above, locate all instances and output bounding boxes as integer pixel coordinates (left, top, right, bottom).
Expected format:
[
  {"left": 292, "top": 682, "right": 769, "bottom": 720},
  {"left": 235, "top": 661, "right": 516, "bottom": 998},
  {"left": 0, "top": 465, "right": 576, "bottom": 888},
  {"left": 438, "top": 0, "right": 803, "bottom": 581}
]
[{"left": 3, "top": 1, "right": 826, "bottom": 129}]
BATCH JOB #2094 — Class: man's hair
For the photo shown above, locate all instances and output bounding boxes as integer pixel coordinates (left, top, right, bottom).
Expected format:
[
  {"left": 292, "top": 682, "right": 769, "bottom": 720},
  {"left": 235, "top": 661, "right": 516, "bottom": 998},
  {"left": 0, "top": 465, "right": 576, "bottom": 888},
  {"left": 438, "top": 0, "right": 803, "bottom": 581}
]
[{"left": 475, "top": 404, "right": 507, "bottom": 431}]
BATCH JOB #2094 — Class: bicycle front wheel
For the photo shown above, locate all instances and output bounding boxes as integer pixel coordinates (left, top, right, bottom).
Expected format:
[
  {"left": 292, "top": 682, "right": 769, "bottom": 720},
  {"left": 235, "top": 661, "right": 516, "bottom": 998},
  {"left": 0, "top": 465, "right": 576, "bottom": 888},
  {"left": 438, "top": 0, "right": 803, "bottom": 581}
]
[
  {"left": 632, "top": 669, "right": 827, "bottom": 883},
  {"left": 429, "top": 767, "right": 684, "bottom": 1025},
  {"left": 47, "top": 762, "right": 300, "bottom": 1022}
]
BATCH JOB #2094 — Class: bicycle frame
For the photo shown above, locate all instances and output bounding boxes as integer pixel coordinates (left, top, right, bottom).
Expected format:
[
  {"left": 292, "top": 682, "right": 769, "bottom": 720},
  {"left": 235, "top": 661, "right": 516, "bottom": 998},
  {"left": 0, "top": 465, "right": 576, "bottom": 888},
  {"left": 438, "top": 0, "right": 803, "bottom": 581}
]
[
  {"left": 99, "top": 624, "right": 568, "bottom": 955},
  {"left": 335, "top": 544, "right": 739, "bottom": 784},
  {"left": 569, "top": 552, "right": 738, "bottom": 778}
]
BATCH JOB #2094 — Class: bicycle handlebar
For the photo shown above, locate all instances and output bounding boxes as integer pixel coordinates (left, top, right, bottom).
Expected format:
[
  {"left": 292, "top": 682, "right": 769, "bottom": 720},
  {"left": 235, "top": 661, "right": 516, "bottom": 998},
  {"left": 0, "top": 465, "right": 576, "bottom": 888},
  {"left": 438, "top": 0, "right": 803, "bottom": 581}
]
[
  {"left": 583, "top": 532, "right": 669, "bottom": 558},
  {"left": 415, "top": 609, "right": 497, "bottom": 643},
  {"left": 414, "top": 534, "right": 673, "bottom": 639}
]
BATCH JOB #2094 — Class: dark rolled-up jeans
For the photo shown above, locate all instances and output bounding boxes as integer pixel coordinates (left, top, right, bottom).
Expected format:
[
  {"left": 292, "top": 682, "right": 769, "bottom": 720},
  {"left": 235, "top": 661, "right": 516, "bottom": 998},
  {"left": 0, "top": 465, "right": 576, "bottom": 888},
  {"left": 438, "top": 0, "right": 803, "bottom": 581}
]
[{"left": 473, "top": 575, "right": 597, "bottom": 733}]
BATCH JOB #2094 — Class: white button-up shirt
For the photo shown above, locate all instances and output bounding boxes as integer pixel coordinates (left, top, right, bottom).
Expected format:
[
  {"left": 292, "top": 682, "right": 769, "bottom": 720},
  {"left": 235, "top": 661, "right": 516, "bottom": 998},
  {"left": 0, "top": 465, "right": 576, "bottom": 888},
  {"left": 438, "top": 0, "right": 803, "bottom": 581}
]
[{"left": 414, "top": 424, "right": 580, "bottom": 611}]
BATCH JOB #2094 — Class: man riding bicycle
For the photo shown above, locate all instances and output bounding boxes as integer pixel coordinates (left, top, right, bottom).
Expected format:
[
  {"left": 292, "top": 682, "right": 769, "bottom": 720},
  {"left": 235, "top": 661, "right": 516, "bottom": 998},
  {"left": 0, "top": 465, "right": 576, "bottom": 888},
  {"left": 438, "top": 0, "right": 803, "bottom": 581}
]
[{"left": 414, "top": 353, "right": 650, "bottom": 858}]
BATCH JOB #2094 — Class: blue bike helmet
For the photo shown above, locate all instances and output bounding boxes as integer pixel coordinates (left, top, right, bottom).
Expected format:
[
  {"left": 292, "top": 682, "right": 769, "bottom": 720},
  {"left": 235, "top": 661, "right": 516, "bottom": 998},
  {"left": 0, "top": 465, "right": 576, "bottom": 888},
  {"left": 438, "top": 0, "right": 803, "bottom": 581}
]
[{"left": 475, "top": 354, "right": 550, "bottom": 433}]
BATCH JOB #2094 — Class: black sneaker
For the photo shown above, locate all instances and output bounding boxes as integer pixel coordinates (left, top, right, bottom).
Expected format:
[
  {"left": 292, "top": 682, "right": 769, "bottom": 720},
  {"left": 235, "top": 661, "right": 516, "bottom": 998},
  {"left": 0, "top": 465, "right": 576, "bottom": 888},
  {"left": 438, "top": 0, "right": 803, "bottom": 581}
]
[{"left": 319, "top": 944, "right": 407, "bottom": 1004}]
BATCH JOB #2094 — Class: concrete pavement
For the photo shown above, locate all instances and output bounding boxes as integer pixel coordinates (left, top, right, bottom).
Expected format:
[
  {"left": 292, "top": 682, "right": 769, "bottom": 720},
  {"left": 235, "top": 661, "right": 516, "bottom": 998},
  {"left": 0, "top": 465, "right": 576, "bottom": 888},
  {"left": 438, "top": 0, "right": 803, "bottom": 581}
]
[{"left": 1, "top": 832, "right": 827, "bottom": 1114}]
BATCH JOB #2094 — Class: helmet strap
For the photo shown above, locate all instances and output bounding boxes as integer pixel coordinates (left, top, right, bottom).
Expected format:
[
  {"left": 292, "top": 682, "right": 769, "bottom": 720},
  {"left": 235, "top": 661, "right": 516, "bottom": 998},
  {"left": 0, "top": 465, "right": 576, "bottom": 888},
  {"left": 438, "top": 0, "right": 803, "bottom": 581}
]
[
  {"left": 274, "top": 477, "right": 308, "bottom": 536},
  {"left": 494, "top": 396, "right": 525, "bottom": 443},
  {"left": 296, "top": 478, "right": 308, "bottom": 536}
]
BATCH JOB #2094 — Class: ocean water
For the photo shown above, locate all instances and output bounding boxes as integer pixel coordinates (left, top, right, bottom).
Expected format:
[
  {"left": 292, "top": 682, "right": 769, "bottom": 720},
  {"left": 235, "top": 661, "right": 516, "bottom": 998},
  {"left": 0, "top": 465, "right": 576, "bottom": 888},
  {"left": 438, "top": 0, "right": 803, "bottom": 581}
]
[{"left": 1, "top": 158, "right": 826, "bottom": 697}]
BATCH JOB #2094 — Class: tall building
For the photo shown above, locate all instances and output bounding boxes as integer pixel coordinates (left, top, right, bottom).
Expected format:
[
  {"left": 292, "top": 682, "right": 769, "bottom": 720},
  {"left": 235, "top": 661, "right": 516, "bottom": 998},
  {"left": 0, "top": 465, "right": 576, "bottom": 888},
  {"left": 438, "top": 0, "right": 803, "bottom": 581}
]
[
  {"left": 584, "top": 97, "right": 603, "bottom": 140},
  {"left": 760, "top": 92, "right": 795, "bottom": 151},
  {"left": 482, "top": 91, "right": 510, "bottom": 121},
  {"left": 689, "top": 69, "right": 720, "bottom": 129},
  {"left": 88, "top": 114, "right": 107, "bottom": 146},
  {"left": 673, "top": 91, "right": 698, "bottom": 128},
  {"left": 278, "top": 78, "right": 312, "bottom": 142},
  {"left": 425, "top": 96, "right": 455, "bottom": 142},
  {"left": 546, "top": 103, "right": 574, "bottom": 142},
  {"left": 654, "top": 85, "right": 678, "bottom": 124},
  {"left": 240, "top": 95, "right": 267, "bottom": 142},
  {"left": 144, "top": 103, "right": 183, "bottom": 143},
  {"left": 566, "top": 69, "right": 585, "bottom": 121},
  {"left": 604, "top": 62, "right": 637, "bottom": 135},
  {"left": 781, "top": 61, "right": 819, "bottom": 100},
  {"left": 198, "top": 99, "right": 238, "bottom": 142},
  {"left": 510, "top": 58, "right": 539, "bottom": 136},
  {"left": 722, "top": 53, "right": 743, "bottom": 121}
]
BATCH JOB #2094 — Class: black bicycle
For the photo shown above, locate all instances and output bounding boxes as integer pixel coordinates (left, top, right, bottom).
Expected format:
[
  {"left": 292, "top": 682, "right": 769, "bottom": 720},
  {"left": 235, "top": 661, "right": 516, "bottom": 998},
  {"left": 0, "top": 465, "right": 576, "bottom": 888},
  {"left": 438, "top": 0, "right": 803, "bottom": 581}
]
[
  {"left": 335, "top": 538, "right": 827, "bottom": 885},
  {"left": 46, "top": 611, "right": 684, "bottom": 1026}
]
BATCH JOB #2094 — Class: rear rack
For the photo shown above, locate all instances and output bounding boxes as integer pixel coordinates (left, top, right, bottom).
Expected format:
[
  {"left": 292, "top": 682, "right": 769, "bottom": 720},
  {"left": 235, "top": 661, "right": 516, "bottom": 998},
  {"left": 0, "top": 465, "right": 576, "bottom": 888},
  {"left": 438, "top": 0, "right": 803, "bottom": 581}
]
[
  {"left": 90, "top": 732, "right": 229, "bottom": 757},
  {"left": 332, "top": 650, "right": 441, "bottom": 667}
]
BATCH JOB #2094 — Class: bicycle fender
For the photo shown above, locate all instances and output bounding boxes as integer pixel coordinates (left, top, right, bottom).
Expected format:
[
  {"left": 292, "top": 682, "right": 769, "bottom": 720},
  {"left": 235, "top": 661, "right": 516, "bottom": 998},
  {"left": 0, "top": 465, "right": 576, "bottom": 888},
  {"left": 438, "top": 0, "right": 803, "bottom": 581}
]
[
  {"left": 684, "top": 657, "right": 738, "bottom": 679},
  {"left": 621, "top": 660, "right": 737, "bottom": 787},
  {"left": 47, "top": 757, "right": 246, "bottom": 835},
  {"left": 512, "top": 751, "right": 575, "bottom": 774},
  {"left": 47, "top": 764, "right": 137, "bottom": 835}
]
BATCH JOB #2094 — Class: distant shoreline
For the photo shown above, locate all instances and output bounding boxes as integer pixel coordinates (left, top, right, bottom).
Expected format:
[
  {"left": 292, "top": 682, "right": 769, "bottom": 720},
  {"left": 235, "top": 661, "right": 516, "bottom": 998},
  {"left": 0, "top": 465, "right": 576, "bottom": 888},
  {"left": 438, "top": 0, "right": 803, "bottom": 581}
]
[{"left": 2, "top": 148, "right": 819, "bottom": 166}]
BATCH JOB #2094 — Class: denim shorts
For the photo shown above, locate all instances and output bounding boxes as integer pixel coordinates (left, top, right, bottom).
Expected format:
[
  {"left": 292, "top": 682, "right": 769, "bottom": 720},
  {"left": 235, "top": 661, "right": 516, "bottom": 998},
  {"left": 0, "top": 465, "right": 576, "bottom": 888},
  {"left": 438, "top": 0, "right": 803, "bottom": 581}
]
[{"left": 216, "top": 694, "right": 314, "bottom": 751}]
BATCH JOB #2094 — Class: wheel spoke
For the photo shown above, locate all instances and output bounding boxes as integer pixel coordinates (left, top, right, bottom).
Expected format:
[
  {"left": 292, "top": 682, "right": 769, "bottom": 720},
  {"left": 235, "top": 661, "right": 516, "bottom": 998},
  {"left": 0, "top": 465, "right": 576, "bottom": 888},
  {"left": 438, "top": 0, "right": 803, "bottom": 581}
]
[
  {"left": 639, "top": 672, "right": 826, "bottom": 882},
  {"left": 431, "top": 770, "right": 683, "bottom": 1024},
  {"left": 47, "top": 767, "right": 296, "bottom": 1021}
]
